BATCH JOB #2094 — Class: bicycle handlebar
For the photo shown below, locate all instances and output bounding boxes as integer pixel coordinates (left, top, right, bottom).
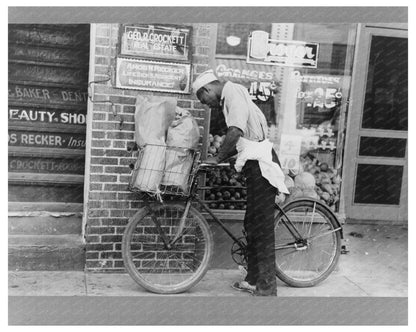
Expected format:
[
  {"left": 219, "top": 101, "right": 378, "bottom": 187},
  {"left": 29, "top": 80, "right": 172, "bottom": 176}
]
[{"left": 199, "top": 162, "right": 230, "bottom": 168}]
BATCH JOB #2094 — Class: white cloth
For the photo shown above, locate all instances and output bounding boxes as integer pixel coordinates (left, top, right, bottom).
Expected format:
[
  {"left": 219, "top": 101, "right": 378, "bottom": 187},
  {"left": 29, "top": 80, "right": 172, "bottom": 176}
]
[{"left": 235, "top": 138, "right": 289, "bottom": 194}]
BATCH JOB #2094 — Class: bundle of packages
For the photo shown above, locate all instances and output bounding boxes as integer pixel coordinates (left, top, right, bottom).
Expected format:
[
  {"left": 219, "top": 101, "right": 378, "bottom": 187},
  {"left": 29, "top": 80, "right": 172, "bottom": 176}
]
[
  {"left": 161, "top": 107, "right": 200, "bottom": 192},
  {"left": 131, "top": 95, "right": 176, "bottom": 192}
]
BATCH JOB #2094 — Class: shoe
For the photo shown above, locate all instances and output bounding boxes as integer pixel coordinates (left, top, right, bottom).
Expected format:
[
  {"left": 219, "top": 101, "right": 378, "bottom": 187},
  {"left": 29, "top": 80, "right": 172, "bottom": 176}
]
[{"left": 231, "top": 281, "right": 256, "bottom": 294}]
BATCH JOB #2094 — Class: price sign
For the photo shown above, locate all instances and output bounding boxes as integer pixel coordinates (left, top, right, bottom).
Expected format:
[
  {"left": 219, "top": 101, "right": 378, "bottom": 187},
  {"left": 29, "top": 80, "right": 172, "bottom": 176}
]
[{"left": 279, "top": 134, "right": 302, "bottom": 170}]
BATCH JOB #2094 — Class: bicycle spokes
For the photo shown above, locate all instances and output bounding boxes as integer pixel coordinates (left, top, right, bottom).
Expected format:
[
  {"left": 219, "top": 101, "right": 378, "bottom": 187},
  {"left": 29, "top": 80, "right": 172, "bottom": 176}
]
[
  {"left": 123, "top": 203, "right": 213, "bottom": 293},
  {"left": 231, "top": 236, "right": 247, "bottom": 266},
  {"left": 274, "top": 200, "right": 341, "bottom": 287}
]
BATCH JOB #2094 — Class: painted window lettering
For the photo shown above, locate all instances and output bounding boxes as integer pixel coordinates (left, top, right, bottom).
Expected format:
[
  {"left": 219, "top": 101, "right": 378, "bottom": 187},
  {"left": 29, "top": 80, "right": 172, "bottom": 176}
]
[
  {"left": 9, "top": 159, "right": 81, "bottom": 172},
  {"left": 8, "top": 109, "right": 86, "bottom": 124},
  {"left": 297, "top": 88, "right": 341, "bottom": 109},
  {"left": 216, "top": 64, "right": 274, "bottom": 81},
  {"left": 249, "top": 82, "right": 273, "bottom": 102},
  {"left": 20, "top": 134, "right": 63, "bottom": 146},
  {"left": 8, "top": 133, "right": 17, "bottom": 144},
  {"left": 268, "top": 43, "right": 315, "bottom": 59},
  {"left": 60, "top": 113, "right": 86, "bottom": 124},
  {"left": 61, "top": 91, "right": 88, "bottom": 102},
  {"left": 68, "top": 137, "right": 86, "bottom": 147},
  {"left": 11, "top": 86, "right": 50, "bottom": 100},
  {"left": 9, "top": 109, "right": 55, "bottom": 122}
]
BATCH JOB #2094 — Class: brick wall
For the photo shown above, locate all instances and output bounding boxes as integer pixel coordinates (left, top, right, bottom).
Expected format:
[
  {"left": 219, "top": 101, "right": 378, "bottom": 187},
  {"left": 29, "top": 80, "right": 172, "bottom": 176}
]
[{"left": 85, "top": 23, "right": 212, "bottom": 271}]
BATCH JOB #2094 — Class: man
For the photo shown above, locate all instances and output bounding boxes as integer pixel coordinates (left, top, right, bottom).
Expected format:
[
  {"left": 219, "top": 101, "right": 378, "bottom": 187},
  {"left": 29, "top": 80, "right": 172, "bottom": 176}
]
[{"left": 192, "top": 69, "right": 286, "bottom": 296}]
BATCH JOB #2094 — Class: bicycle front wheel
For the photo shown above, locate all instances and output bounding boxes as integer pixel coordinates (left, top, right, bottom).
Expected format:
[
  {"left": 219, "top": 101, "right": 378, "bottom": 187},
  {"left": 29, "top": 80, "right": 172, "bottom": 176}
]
[
  {"left": 274, "top": 199, "right": 341, "bottom": 287},
  {"left": 122, "top": 202, "right": 213, "bottom": 294}
]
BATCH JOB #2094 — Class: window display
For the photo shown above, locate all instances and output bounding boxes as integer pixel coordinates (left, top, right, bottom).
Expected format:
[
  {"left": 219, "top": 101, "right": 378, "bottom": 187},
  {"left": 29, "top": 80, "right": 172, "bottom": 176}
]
[
  {"left": 201, "top": 23, "right": 357, "bottom": 213},
  {"left": 274, "top": 24, "right": 357, "bottom": 211}
]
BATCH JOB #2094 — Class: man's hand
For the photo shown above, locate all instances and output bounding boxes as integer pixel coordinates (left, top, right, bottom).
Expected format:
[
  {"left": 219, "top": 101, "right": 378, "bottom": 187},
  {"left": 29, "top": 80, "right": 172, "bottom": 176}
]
[
  {"left": 204, "top": 156, "right": 219, "bottom": 165},
  {"left": 228, "top": 157, "right": 236, "bottom": 171}
]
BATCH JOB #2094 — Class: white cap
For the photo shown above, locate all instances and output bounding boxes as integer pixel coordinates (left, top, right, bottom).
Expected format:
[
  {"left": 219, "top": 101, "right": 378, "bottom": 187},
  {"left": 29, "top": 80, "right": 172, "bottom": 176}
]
[{"left": 192, "top": 69, "right": 218, "bottom": 93}]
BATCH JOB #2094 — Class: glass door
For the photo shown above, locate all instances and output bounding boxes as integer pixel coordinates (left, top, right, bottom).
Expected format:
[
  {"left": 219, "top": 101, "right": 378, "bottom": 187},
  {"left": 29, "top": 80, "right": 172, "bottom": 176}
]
[{"left": 343, "top": 25, "right": 408, "bottom": 222}]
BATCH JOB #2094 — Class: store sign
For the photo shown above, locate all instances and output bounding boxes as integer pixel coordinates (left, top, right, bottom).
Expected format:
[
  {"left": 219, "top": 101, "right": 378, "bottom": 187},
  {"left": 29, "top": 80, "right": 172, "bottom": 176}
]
[
  {"left": 291, "top": 71, "right": 350, "bottom": 127},
  {"left": 292, "top": 71, "right": 345, "bottom": 111},
  {"left": 9, "top": 63, "right": 88, "bottom": 86},
  {"left": 9, "top": 156, "right": 85, "bottom": 174},
  {"left": 8, "top": 84, "right": 88, "bottom": 105},
  {"left": 216, "top": 63, "right": 275, "bottom": 82},
  {"left": 9, "top": 106, "right": 86, "bottom": 125},
  {"left": 120, "top": 24, "right": 191, "bottom": 62},
  {"left": 116, "top": 58, "right": 191, "bottom": 94},
  {"left": 215, "top": 61, "right": 279, "bottom": 103},
  {"left": 247, "top": 31, "right": 319, "bottom": 68},
  {"left": 8, "top": 130, "right": 86, "bottom": 149},
  {"left": 279, "top": 134, "right": 302, "bottom": 170}
]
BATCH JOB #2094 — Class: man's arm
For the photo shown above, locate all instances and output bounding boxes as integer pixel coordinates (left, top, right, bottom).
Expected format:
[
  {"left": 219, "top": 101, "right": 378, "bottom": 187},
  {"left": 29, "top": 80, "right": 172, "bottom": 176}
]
[{"left": 215, "top": 126, "right": 243, "bottom": 163}]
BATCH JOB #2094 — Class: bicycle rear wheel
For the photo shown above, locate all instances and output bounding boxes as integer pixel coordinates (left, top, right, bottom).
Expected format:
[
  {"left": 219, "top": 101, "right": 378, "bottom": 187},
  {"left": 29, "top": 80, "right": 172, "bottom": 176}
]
[
  {"left": 274, "top": 199, "right": 341, "bottom": 287},
  {"left": 122, "top": 202, "right": 213, "bottom": 294}
]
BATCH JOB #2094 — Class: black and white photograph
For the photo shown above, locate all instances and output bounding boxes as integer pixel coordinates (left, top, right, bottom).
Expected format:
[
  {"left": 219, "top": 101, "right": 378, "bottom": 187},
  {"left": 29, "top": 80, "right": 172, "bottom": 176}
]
[{"left": 6, "top": 4, "right": 409, "bottom": 326}]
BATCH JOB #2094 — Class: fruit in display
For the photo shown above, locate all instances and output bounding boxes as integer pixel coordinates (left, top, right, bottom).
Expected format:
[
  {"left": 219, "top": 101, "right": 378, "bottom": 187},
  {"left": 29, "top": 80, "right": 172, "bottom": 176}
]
[
  {"left": 205, "top": 132, "right": 247, "bottom": 210},
  {"left": 205, "top": 133, "right": 342, "bottom": 212},
  {"left": 290, "top": 153, "right": 342, "bottom": 210},
  {"left": 294, "top": 172, "right": 316, "bottom": 189}
]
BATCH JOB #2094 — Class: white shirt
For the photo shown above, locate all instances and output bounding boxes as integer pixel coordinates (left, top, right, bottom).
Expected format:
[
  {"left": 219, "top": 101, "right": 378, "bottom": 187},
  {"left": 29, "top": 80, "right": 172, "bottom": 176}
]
[
  {"left": 220, "top": 81, "right": 268, "bottom": 142},
  {"left": 220, "top": 81, "right": 288, "bottom": 193}
]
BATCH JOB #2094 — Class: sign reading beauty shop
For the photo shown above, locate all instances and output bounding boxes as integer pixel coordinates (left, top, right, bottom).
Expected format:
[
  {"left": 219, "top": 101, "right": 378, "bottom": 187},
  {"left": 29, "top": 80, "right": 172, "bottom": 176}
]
[
  {"left": 116, "top": 57, "right": 191, "bottom": 94},
  {"left": 247, "top": 31, "right": 319, "bottom": 68},
  {"left": 120, "top": 24, "right": 192, "bottom": 62}
]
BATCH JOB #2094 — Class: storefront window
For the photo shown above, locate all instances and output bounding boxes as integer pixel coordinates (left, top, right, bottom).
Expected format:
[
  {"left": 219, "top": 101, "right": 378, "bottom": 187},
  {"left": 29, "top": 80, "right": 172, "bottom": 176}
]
[
  {"left": 206, "top": 23, "right": 357, "bottom": 212},
  {"left": 273, "top": 24, "right": 357, "bottom": 211}
]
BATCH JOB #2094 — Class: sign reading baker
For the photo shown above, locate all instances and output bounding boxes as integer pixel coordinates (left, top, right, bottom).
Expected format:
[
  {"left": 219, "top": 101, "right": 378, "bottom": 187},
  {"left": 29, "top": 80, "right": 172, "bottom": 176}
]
[
  {"left": 247, "top": 31, "right": 319, "bottom": 68},
  {"left": 120, "top": 24, "right": 192, "bottom": 62}
]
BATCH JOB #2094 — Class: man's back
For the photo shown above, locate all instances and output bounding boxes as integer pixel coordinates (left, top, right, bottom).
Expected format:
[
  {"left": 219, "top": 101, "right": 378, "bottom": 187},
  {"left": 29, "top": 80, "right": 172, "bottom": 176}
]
[{"left": 221, "top": 81, "right": 268, "bottom": 142}]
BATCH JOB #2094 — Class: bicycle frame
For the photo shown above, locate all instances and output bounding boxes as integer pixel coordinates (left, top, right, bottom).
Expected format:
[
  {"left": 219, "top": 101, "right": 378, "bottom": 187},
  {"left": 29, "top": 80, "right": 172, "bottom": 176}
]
[
  {"left": 143, "top": 163, "right": 342, "bottom": 256},
  {"left": 181, "top": 166, "right": 307, "bottom": 250}
]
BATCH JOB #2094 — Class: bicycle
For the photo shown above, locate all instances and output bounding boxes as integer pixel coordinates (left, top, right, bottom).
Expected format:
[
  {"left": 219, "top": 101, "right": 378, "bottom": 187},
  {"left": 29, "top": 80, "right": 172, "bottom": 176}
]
[{"left": 122, "top": 144, "right": 343, "bottom": 294}]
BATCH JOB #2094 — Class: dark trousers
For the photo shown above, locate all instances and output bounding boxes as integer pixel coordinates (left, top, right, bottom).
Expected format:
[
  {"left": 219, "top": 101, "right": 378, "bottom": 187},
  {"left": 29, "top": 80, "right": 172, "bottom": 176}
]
[{"left": 242, "top": 159, "right": 277, "bottom": 293}]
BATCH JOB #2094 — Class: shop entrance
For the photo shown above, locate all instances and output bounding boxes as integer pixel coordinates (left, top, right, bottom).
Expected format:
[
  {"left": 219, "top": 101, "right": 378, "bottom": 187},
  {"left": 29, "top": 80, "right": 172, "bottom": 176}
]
[
  {"left": 343, "top": 25, "right": 408, "bottom": 223},
  {"left": 8, "top": 24, "right": 90, "bottom": 270}
]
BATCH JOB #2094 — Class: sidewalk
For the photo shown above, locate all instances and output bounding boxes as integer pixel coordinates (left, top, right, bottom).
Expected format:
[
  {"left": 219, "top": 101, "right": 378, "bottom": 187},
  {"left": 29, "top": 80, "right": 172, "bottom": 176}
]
[{"left": 8, "top": 224, "right": 408, "bottom": 297}]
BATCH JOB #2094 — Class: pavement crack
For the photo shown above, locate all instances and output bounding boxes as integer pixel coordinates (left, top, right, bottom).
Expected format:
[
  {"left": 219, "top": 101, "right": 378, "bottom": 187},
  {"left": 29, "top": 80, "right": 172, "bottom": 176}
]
[
  {"left": 343, "top": 276, "right": 371, "bottom": 296},
  {"left": 83, "top": 270, "right": 88, "bottom": 296}
]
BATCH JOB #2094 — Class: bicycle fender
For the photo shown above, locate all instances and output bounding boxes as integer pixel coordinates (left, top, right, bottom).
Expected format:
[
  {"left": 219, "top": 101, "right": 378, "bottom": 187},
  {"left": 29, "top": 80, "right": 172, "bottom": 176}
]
[{"left": 279, "top": 198, "right": 344, "bottom": 239}]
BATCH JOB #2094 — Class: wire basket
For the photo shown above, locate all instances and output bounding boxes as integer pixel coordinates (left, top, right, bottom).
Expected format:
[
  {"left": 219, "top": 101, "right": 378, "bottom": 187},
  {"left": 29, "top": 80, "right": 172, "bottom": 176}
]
[{"left": 128, "top": 143, "right": 201, "bottom": 197}]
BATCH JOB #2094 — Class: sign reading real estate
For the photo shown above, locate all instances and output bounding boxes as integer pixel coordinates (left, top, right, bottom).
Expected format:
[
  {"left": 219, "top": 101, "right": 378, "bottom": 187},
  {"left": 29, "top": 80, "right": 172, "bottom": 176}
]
[
  {"left": 120, "top": 24, "right": 192, "bottom": 62},
  {"left": 247, "top": 30, "right": 319, "bottom": 68},
  {"left": 116, "top": 57, "right": 191, "bottom": 94}
]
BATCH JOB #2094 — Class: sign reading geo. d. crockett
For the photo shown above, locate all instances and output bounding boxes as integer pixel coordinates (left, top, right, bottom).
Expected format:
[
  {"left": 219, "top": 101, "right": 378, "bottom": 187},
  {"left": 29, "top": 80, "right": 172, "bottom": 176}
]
[
  {"left": 120, "top": 24, "right": 192, "bottom": 62},
  {"left": 247, "top": 30, "right": 319, "bottom": 68}
]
